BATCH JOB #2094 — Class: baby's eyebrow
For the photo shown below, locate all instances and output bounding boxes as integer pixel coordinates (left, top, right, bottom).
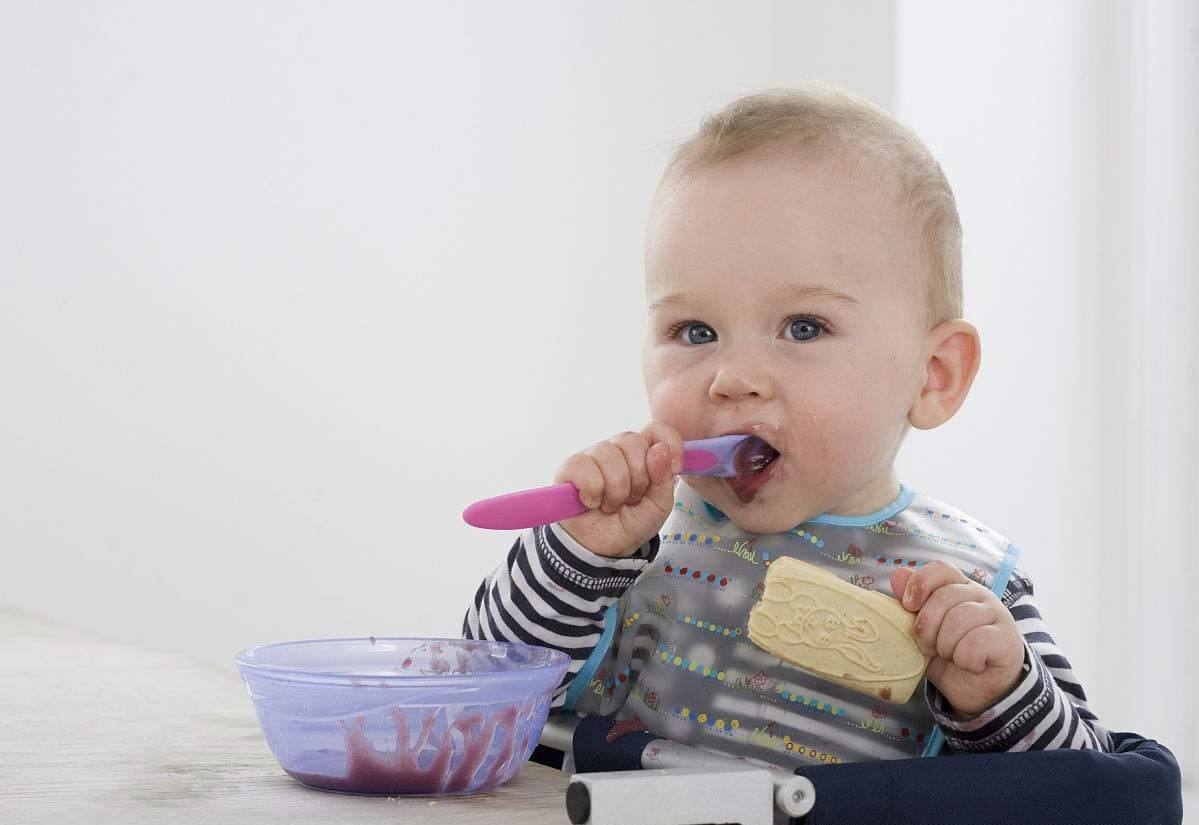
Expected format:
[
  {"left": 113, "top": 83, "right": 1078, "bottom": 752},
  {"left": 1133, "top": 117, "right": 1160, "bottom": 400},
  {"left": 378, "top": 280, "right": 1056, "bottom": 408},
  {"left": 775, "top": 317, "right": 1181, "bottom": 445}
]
[
  {"left": 775, "top": 283, "right": 860, "bottom": 305},
  {"left": 647, "top": 294, "right": 688, "bottom": 313},
  {"left": 648, "top": 283, "right": 859, "bottom": 312}
]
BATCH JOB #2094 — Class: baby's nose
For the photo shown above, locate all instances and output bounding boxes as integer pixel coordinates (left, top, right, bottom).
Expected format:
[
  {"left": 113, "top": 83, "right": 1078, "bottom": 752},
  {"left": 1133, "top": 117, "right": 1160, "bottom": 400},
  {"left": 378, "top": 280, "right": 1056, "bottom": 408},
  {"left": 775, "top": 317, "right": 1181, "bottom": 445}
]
[{"left": 708, "top": 355, "right": 773, "bottom": 402}]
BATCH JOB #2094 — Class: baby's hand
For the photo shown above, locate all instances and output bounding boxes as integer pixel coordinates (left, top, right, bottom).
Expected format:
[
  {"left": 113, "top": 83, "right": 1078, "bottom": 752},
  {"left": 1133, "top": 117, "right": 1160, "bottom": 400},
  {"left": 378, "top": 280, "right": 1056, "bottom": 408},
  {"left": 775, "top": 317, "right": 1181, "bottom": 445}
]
[
  {"left": 891, "top": 561, "right": 1025, "bottom": 716},
  {"left": 554, "top": 422, "right": 683, "bottom": 559}
]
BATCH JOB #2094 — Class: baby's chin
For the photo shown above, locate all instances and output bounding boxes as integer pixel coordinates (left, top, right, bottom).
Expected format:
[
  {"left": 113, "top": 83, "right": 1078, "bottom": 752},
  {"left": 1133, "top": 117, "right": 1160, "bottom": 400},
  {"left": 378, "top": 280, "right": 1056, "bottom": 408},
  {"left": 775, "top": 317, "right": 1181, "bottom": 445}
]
[
  {"left": 721, "top": 505, "right": 811, "bottom": 534},
  {"left": 687, "top": 478, "right": 817, "bottom": 534}
]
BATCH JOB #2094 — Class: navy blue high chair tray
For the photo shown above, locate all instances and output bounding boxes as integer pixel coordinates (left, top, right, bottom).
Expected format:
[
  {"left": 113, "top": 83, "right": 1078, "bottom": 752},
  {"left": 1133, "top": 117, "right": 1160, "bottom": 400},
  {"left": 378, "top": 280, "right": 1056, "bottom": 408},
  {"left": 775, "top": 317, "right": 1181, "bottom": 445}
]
[{"left": 542, "top": 712, "right": 1183, "bottom": 825}]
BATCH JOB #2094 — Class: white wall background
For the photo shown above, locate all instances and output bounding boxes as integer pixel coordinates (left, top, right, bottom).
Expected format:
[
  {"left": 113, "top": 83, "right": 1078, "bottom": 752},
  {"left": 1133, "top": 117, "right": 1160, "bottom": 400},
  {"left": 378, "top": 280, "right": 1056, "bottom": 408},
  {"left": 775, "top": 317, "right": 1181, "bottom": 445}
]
[
  {"left": 893, "top": 0, "right": 1198, "bottom": 788},
  {"left": 2, "top": 0, "right": 1193, "bottom": 793}
]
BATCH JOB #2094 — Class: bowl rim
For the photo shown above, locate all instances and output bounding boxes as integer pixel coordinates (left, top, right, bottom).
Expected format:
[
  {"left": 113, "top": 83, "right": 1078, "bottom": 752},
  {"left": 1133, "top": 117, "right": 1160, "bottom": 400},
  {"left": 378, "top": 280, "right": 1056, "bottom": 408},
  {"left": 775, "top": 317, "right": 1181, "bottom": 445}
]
[{"left": 232, "top": 636, "right": 571, "bottom": 687}]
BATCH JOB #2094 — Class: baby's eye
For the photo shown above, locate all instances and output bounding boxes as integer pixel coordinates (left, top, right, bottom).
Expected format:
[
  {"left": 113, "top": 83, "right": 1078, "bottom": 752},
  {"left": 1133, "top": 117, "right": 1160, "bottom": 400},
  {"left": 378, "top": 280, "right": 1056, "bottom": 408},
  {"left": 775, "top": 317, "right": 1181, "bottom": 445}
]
[
  {"left": 674, "top": 322, "right": 717, "bottom": 345},
  {"left": 783, "top": 316, "right": 826, "bottom": 342}
]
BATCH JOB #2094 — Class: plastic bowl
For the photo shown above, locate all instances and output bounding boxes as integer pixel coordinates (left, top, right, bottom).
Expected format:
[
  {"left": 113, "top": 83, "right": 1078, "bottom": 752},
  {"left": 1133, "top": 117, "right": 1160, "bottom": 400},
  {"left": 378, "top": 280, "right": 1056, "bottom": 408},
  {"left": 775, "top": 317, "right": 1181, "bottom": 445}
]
[{"left": 234, "top": 637, "right": 570, "bottom": 796}]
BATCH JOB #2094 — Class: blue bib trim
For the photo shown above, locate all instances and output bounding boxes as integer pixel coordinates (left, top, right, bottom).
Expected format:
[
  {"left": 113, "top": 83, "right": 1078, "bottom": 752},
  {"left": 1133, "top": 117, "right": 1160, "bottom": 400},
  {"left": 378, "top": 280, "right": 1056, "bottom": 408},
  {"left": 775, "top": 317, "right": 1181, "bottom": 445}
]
[
  {"left": 702, "top": 500, "right": 729, "bottom": 522},
  {"left": 701, "top": 486, "right": 915, "bottom": 529},
  {"left": 807, "top": 485, "right": 914, "bottom": 527},
  {"left": 564, "top": 602, "right": 620, "bottom": 712}
]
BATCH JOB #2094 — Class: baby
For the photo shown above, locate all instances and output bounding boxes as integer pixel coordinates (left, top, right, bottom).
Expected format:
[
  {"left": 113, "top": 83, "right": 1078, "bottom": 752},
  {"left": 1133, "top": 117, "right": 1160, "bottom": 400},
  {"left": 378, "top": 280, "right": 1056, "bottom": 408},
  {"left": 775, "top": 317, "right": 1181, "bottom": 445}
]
[{"left": 463, "top": 86, "right": 1110, "bottom": 769}]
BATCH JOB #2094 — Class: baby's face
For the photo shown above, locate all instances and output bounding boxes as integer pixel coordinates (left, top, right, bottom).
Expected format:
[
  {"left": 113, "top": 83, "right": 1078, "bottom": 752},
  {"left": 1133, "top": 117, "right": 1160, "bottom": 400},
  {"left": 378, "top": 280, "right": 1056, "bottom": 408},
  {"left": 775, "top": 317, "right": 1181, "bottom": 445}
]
[{"left": 642, "top": 152, "right": 932, "bottom": 532}]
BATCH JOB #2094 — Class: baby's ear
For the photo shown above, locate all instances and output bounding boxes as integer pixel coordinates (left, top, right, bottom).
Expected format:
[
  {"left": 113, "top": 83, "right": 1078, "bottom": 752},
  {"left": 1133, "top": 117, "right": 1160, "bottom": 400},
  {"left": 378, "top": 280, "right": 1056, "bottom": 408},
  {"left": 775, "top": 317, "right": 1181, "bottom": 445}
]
[{"left": 907, "top": 320, "right": 981, "bottom": 430}]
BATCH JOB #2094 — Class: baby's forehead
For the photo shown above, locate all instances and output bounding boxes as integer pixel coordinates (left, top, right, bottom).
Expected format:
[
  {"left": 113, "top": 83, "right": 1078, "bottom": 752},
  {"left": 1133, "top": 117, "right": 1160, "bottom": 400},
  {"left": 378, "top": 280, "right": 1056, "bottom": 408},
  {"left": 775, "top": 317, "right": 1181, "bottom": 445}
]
[
  {"left": 645, "top": 154, "right": 924, "bottom": 306},
  {"left": 656, "top": 146, "right": 910, "bottom": 217}
]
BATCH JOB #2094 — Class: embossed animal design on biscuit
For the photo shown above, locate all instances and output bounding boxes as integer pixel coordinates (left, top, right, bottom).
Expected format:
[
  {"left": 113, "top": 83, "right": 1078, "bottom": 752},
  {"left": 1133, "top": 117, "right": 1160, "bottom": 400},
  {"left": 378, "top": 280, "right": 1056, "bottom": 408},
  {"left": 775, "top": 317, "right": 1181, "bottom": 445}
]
[
  {"left": 758, "top": 588, "right": 884, "bottom": 673},
  {"left": 748, "top": 556, "right": 929, "bottom": 703}
]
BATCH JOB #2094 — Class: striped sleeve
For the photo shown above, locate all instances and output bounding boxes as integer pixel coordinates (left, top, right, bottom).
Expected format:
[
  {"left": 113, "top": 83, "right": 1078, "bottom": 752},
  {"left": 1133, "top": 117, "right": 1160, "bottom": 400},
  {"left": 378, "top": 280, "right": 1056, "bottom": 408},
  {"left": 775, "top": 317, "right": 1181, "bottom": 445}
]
[
  {"left": 462, "top": 523, "right": 659, "bottom": 710},
  {"left": 924, "top": 570, "right": 1113, "bottom": 753}
]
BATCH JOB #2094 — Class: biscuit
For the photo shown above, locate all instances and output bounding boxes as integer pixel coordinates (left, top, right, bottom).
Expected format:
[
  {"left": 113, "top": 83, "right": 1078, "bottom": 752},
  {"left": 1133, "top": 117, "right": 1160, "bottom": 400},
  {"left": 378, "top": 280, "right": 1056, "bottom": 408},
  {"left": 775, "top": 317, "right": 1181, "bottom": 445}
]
[{"left": 748, "top": 556, "right": 929, "bottom": 704}]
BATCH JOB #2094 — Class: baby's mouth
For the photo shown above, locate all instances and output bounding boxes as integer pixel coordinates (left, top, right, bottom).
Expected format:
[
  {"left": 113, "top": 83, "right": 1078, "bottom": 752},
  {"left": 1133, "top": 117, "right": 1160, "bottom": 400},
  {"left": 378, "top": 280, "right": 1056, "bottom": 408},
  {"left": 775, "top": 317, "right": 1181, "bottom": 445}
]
[
  {"left": 724, "top": 436, "right": 781, "bottom": 504},
  {"left": 729, "top": 435, "right": 780, "bottom": 476}
]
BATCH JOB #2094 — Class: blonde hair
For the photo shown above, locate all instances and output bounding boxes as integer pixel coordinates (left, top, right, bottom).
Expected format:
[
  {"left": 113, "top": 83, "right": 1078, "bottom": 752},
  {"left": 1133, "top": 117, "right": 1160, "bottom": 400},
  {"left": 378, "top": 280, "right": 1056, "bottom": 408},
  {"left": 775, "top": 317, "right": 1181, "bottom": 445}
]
[{"left": 661, "top": 85, "right": 963, "bottom": 324}]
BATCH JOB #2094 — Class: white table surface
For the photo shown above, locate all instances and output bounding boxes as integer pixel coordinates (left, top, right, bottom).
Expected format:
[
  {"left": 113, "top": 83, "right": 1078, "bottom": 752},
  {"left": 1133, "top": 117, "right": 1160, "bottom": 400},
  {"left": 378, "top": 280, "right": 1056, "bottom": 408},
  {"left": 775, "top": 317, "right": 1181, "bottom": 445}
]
[{"left": 0, "top": 608, "right": 572, "bottom": 824}]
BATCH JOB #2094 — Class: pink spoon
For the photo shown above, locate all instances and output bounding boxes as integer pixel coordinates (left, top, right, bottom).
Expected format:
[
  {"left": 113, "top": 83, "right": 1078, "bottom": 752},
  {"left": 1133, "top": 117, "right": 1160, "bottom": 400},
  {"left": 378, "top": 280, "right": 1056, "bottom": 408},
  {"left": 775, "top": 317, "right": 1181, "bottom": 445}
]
[{"left": 462, "top": 434, "right": 777, "bottom": 530}]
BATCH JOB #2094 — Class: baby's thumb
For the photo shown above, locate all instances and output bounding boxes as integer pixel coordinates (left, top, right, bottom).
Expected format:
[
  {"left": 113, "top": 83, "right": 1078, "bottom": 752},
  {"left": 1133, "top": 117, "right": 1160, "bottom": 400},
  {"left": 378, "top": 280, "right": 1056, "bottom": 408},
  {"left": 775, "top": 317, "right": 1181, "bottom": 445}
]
[
  {"left": 890, "top": 568, "right": 915, "bottom": 609},
  {"left": 645, "top": 441, "right": 678, "bottom": 512}
]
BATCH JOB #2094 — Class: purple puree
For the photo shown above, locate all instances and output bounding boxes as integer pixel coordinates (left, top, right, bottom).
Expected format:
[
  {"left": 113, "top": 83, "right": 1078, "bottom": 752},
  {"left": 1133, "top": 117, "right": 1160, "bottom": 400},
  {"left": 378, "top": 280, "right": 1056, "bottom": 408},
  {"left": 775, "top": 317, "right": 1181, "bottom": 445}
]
[
  {"left": 731, "top": 435, "right": 778, "bottom": 476},
  {"left": 285, "top": 642, "right": 539, "bottom": 795},
  {"left": 286, "top": 701, "right": 535, "bottom": 795}
]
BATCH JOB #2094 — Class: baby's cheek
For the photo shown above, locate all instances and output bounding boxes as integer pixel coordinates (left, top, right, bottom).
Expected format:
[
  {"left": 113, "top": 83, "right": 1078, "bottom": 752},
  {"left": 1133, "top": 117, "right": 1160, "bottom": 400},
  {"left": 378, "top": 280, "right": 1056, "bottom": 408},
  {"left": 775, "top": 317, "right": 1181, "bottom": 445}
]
[
  {"left": 786, "top": 412, "right": 834, "bottom": 486},
  {"left": 797, "top": 400, "right": 893, "bottom": 485},
  {"left": 646, "top": 378, "right": 704, "bottom": 439}
]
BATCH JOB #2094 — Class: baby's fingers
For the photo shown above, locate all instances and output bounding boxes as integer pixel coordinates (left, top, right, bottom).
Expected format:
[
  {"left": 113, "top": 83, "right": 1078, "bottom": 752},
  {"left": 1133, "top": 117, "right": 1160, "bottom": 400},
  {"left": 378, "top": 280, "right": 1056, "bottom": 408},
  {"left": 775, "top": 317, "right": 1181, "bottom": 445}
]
[
  {"left": 641, "top": 421, "right": 684, "bottom": 475},
  {"left": 951, "top": 624, "right": 1010, "bottom": 674},
  {"left": 646, "top": 441, "right": 674, "bottom": 487},
  {"left": 553, "top": 453, "right": 605, "bottom": 510},
  {"left": 890, "top": 568, "right": 914, "bottom": 603},
  {"left": 934, "top": 600, "right": 997, "bottom": 662},
  {"left": 913, "top": 583, "right": 989, "bottom": 655},
  {"left": 642, "top": 441, "right": 678, "bottom": 510},
  {"left": 585, "top": 440, "right": 632, "bottom": 514},
  {"left": 896, "top": 560, "right": 970, "bottom": 611},
  {"left": 607, "top": 431, "right": 652, "bottom": 505}
]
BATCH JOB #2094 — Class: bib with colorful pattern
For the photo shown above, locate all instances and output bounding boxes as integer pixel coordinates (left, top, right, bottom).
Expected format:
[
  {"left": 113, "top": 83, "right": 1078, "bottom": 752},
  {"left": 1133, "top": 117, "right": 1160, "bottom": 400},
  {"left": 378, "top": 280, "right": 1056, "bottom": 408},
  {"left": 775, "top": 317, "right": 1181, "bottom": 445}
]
[{"left": 564, "top": 481, "right": 1019, "bottom": 768}]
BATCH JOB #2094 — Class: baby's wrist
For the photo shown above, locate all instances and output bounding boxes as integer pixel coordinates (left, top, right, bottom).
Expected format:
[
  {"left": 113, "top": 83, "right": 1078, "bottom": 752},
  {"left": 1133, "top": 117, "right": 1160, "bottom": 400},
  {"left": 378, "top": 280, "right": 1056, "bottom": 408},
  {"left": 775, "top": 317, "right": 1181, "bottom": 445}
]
[
  {"left": 929, "top": 644, "right": 1032, "bottom": 719},
  {"left": 941, "top": 673, "right": 1024, "bottom": 718},
  {"left": 549, "top": 522, "right": 642, "bottom": 564}
]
